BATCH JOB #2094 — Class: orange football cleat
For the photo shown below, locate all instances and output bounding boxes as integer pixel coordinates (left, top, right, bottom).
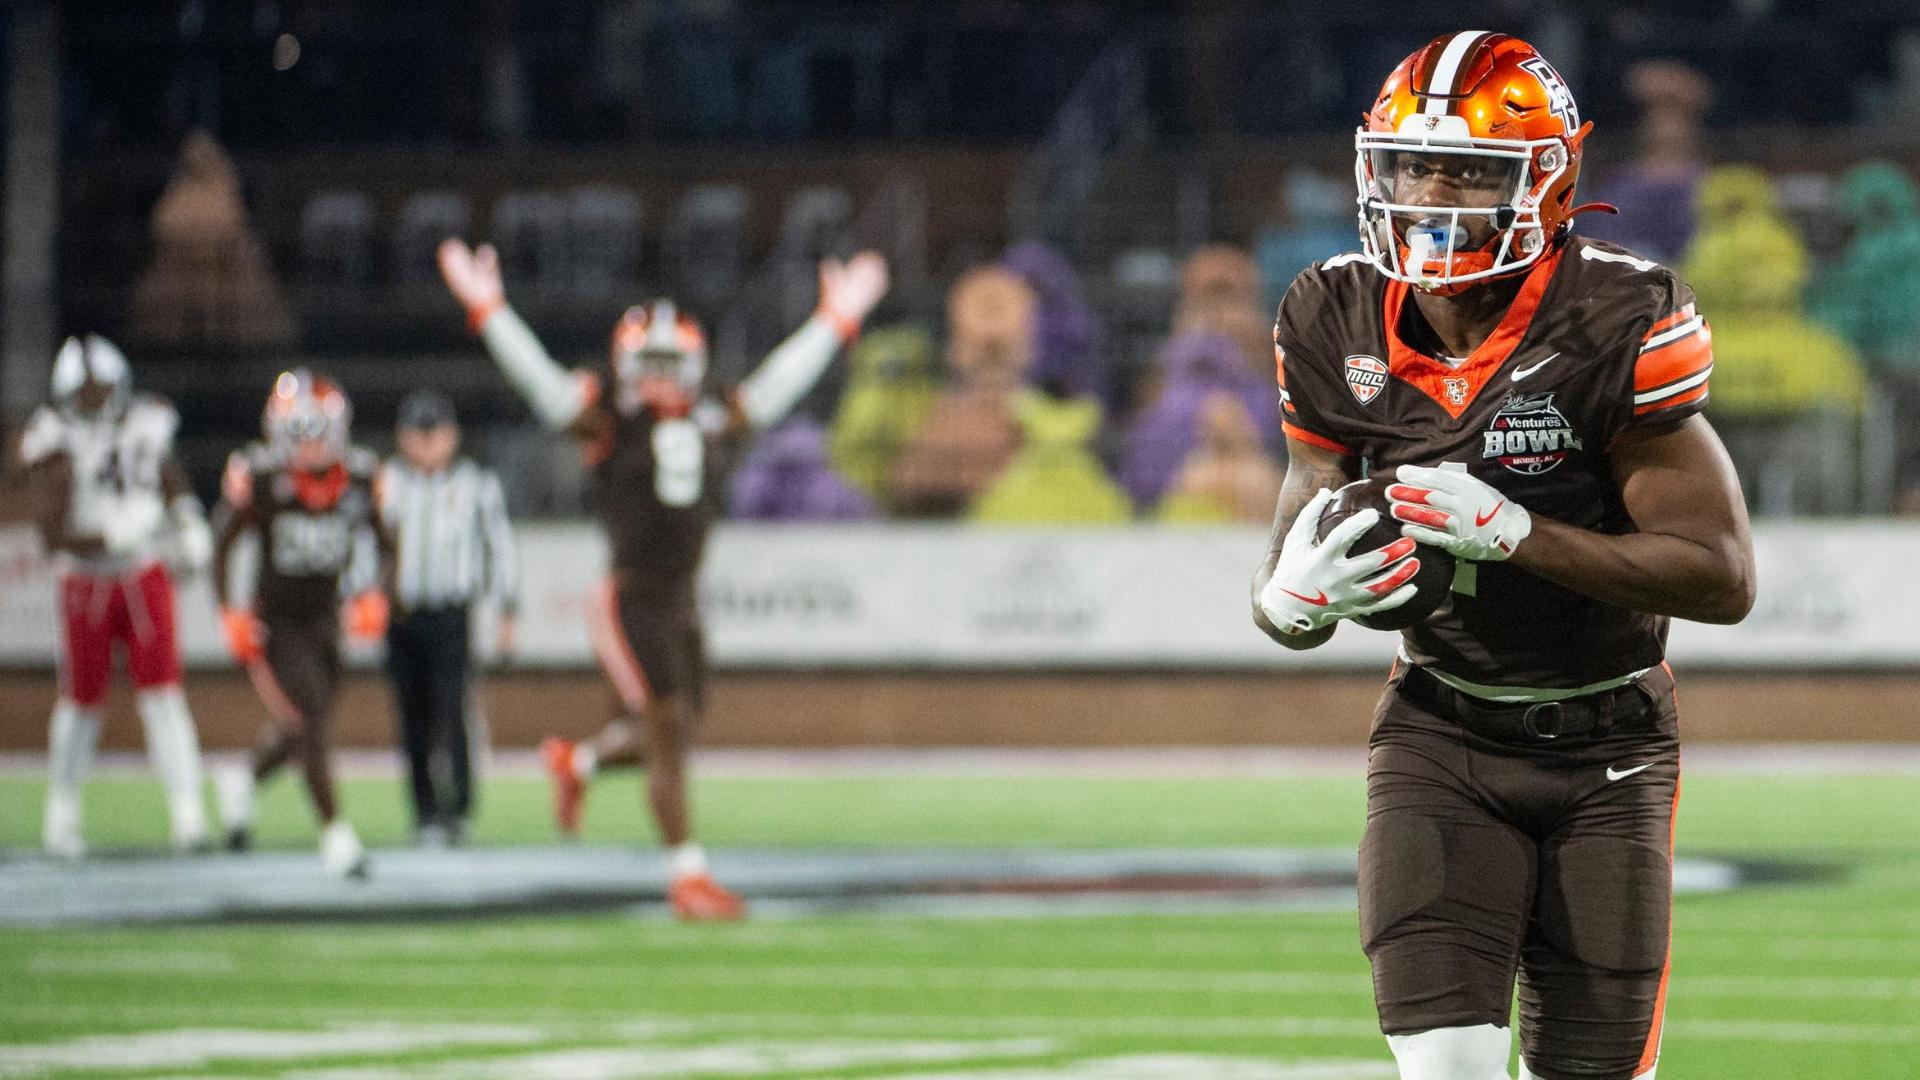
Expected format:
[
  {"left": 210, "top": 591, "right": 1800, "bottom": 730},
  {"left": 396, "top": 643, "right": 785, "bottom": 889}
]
[
  {"left": 540, "top": 737, "right": 586, "bottom": 838},
  {"left": 669, "top": 873, "right": 746, "bottom": 922}
]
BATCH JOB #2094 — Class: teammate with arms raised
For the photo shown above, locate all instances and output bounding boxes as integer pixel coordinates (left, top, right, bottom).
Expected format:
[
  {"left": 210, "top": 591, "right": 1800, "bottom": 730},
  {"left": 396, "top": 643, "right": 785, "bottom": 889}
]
[
  {"left": 22, "top": 335, "right": 213, "bottom": 857},
  {"left": 439, "top": 238, "right": 888, "bottom": 920},
  {"left": 212, "top": 370, "right": 394, "bottom": 878},
  {"left": 1252, "top": 33, "right": 1754, "bottom": 1080}
]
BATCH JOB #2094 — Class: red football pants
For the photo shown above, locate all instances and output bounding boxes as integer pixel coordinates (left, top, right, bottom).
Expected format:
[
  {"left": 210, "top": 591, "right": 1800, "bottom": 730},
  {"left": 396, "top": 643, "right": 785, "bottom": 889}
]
[{"left": 57, "top": 562, "right": 182, "bottom": 706}]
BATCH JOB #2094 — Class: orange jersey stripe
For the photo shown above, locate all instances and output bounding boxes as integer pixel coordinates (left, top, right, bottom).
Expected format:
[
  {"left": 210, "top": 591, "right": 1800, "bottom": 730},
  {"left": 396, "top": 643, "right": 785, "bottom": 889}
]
[
  {"left": 1642, "top": 304, "right": 1697, "bottom": 341},
  {"left": 1274, "top": 344, "right": 1287, "bottom": 387},
  {"left": 1282, "top": 420, "right": 1351, "bottom": 456},
  {"left": 1635, "top": 383, "right": 1709, "bottom": 417},
  {"left": 1635, "top": 328, "right": 1713, "bottom": 392}
]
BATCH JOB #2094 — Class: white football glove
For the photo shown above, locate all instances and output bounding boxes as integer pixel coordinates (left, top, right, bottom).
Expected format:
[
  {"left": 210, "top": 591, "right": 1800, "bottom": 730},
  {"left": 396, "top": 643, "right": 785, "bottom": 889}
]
[
  {"left": 437, "top": 238, "right": 506, "bottom": 328},
  {"left": 1258, "top": 488, "right": 1423, "bottom": 635},
  {"left": 168, "top": 495, "right": 214, "bottom": 575},
  {"left": 1388, "top": 464, "right": 1533, "bottom": 562},
  {"left": 816, "top": 251, "right": 891, "bottom": 333}
]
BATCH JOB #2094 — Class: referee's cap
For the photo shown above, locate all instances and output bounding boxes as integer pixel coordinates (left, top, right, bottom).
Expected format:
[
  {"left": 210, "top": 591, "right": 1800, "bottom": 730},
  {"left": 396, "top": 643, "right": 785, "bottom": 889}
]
[{"left": 397, "top": 389, "right": 457, "bottom": 430}]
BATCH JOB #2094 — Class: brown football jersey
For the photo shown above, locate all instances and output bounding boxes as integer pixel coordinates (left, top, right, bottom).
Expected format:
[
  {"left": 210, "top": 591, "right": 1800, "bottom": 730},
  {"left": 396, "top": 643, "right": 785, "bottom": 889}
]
[
  {"left": 581, "top": 383, "right": 739, "bottom": 592},
  {"left": 222, "top": 443, "right": 382, "bottom": 619},
  {"left": 1274, "top": 236, "right": 1714, "bottom": 690}
]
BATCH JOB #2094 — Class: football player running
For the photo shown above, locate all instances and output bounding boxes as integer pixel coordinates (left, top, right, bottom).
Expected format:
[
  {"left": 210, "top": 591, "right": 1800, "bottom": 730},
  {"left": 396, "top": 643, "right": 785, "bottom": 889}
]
[
  {"left": 211, "top": 370, "right": 394, "bottom": 878},
  {"left": 439, "top": 238, "right": 888, "bottom": 921},
  {"left": 22, "top": 335, "right": 213, "bottom": 857},
  {"left": 1252, "top": 33, "right": 1754, "bottom": 1080}
]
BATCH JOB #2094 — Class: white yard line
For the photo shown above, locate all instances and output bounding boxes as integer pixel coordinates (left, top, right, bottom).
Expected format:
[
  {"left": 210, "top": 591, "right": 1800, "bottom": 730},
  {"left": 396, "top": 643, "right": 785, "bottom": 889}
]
[{"left": 25, "top": 956, "right": 1915, "bottom": 1003}]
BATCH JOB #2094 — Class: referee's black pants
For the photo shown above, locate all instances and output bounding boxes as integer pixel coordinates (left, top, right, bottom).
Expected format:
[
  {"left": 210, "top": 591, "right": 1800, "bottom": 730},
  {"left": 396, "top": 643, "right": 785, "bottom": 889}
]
[{"left": 385, "top": 606, "right": 474, "bottom": 828}]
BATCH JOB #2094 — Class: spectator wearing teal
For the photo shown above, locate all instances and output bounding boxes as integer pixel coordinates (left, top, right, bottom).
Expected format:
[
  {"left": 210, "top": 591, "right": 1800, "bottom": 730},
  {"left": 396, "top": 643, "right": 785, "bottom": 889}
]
[
  {"left": 1809, "top": 162, "right": 1920, "bottom": 513},
  {"left": 1681, "top": 166, "right": 1866, "bottom": 515}
]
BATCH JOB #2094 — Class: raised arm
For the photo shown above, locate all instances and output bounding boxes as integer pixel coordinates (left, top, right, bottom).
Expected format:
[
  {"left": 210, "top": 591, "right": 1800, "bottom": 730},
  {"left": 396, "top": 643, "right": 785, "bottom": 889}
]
[
  {"left": 735, "top": 251, "right": 890, "bottom": 430},
  {"left": 438, "top": 238, "right": 600, "bottom": 437},
  {"left": 1388, "top": 416, "right": 1755, "bottom": 624}
]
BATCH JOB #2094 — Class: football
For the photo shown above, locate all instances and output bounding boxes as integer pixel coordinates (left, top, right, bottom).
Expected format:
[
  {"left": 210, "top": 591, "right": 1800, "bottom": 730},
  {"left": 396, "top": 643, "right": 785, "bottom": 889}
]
[{"left": 1315, "top": 477, "right": 1455, "bottom": 632}]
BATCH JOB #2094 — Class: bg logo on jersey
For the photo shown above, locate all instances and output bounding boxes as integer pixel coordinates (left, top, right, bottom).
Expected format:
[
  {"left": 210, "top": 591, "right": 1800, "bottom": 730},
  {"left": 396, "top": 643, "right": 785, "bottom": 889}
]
[
  {"left": 1483, "top": 391, "right": 1583, "bottom": 475},
  {"left": 1344, "top": 355, "right": 1387, "bottom": 404}
]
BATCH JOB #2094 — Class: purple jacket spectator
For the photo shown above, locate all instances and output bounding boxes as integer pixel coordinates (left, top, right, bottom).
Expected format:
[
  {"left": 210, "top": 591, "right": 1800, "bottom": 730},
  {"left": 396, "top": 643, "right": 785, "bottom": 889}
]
[
  {"left": 1001, "top": 242, "right": 1106, "bottom": 402},
  {"left": 1120, "top": 332, "right": 1281, "bottom": 508},
  {"left": 728, "top": 418, "right": 877, "bottom": 521}
]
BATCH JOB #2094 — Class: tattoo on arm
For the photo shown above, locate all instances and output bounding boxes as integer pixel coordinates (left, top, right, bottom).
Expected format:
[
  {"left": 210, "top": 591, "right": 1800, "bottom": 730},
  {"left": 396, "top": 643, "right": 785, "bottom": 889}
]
[{"left": 1251, "top": 440, "right": 1356, "bottom": 648}]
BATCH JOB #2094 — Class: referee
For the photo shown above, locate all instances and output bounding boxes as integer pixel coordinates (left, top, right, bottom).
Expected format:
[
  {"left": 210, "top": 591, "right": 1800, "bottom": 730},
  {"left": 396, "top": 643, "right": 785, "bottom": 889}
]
[{"left": 380, "top": 390, "right": 519, "bottom": 846}]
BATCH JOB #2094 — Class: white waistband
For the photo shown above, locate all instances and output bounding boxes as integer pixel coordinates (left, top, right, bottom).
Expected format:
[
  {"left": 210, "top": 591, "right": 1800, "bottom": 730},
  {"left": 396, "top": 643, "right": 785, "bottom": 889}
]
[{"left": 1400, "top": 647, "right": 1653, "bottom": 704}]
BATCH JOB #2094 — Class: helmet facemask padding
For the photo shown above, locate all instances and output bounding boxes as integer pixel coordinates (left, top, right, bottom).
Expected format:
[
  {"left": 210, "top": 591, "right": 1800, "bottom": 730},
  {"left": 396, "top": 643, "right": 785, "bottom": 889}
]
[{"left": 1355, "top": 130, "right": 1574, "bottom": 293}]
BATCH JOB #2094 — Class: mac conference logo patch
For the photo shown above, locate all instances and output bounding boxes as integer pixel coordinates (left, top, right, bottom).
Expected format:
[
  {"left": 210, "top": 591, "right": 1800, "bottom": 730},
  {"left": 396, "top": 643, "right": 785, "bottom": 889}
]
[
  {"left": 1344, "top": 355, "right": 1387, "bottom": 405},
  {"left": 1483, "top": 391, "right": 1584, "bottom": 475}
]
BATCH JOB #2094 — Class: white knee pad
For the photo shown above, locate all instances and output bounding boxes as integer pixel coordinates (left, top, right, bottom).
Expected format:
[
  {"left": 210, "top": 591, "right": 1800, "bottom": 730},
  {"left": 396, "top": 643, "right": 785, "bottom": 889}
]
[
  {"left": 1387, "top": 1023, "right": 1513, "bottom": 1080},
  {"left": 136, "top": 686, "right": 207, "bottom": 846}
]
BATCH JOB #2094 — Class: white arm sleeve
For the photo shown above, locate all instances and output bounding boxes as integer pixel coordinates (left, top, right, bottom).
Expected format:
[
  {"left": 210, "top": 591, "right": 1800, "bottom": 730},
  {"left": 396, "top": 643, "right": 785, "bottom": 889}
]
[
  {"left": 478, "top": 306, "right": 592, "bottom": 430},
  {"left": 736, "top": 315, "right": 843, "bottom": 429}
]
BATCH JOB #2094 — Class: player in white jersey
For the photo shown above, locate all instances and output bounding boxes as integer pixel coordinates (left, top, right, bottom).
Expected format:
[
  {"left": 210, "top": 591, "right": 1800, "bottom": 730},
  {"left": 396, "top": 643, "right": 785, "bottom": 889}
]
[{"left": 19, "top": 335, "right": 215, "bottom": 856}]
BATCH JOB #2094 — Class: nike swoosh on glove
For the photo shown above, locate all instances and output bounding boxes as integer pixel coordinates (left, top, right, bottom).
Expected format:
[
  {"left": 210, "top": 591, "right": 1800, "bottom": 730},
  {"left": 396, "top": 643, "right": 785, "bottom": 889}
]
[
  {"left": 1258, "top": 488, "right": 1423, "bottom": 635},
  {"left": 1387, "top": 464, "right": 1532, "bottom": 562}
]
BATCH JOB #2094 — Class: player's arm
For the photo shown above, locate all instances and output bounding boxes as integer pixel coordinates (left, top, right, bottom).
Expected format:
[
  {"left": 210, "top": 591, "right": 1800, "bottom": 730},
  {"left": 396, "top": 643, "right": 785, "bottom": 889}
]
[
  {"left": 437, "top": 238, "right": 608, "bottom": 442},
  {"left": 1250, "top": 438, "right": 1421, "bottom": 649},
  {"left": 26, "top": 454, "right": 106, "bottom": 558},
  {"left": 1388, "top": 417, "right": 1755, "bottom": 624},
  {"left": 160, "top": 455, "right": 214, "bottom": 573},
  {"left": 733, "top": 252, "right": 890, "bottom": 431},
  {"left": 209, "top": 455, "right": 267, "bottom": 663},
  {"left": 209, "top": 456, "right": 256, "bottom": 611},
  {"left": 1518, "top": 417, "right": 1753, "bottom": 622}
]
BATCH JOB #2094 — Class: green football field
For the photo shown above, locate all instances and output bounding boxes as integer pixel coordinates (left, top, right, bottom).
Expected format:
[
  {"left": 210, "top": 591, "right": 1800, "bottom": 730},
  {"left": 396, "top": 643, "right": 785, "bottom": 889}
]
[{"left": 1, "top": 764, "right": 1916, "bottom": 1078}]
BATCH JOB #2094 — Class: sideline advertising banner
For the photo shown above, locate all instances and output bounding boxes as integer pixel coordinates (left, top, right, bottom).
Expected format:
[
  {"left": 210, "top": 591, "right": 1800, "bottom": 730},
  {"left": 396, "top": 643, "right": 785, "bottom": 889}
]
[{"left": 2, "top": 522, "right": 1917, "bottom": 670}]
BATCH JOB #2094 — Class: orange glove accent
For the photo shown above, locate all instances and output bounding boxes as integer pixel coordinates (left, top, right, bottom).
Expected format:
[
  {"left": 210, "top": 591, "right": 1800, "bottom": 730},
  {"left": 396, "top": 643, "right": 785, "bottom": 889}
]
[
  {"left": 343, "top": 590, "right": 390, "bottom": 640},
  {"left": 221, "top": 607, "right": 264, "bottom": 665}
]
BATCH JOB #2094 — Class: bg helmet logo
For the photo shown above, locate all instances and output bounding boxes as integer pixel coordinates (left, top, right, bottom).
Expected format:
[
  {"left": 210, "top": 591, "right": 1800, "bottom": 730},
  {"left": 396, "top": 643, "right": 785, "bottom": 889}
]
[
  {"left": 1483, "top": 391, "right": 1584, "bottom": 475},
  {"left": 1344, "top": 355, "right": 1388, "bottom": 405}
]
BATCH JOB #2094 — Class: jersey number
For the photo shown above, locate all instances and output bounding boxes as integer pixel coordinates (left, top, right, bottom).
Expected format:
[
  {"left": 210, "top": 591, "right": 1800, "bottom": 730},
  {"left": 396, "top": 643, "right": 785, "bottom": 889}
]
[
  {"left": 651, "top": 419, "right": 704, "bottom": 508},
  {"left": 270, "top": 514, "right": 352, "bottom": 576}
]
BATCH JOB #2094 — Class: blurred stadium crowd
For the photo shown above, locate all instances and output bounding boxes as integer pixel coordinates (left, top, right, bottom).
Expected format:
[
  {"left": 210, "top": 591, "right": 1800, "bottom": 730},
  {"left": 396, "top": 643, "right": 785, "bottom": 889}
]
[{"left": 17, "top": 2, "right": 1920, "bottom": 520}]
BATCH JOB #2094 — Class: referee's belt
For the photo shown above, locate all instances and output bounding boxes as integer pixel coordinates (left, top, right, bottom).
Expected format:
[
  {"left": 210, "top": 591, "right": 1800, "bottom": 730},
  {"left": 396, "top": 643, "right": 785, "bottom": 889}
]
[{"left": 1400, "top": 664, "right": 1650, "bottom": 742}]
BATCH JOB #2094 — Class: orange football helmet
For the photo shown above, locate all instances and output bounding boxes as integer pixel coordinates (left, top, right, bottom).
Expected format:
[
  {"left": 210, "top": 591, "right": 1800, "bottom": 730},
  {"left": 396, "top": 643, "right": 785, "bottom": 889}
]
[
  {"left": 1356, "top": 31, "right": 1594, "bottom": 294},
  {"left": 610, "top": 300, "right": 708, "bottom": 416}
]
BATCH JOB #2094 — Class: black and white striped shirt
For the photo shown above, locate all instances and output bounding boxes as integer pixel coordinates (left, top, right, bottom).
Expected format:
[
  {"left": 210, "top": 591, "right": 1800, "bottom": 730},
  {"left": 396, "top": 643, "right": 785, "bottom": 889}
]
[{"left": 378, "top": 458, "right": 519, "bottom": 613}]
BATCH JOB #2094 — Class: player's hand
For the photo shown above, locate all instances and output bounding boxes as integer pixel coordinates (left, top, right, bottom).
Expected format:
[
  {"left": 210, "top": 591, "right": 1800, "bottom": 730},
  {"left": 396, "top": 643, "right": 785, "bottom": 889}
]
[
  {"left": 170, "top": 502, "right": 214, "bottom": 575},
  {"left": 221, "top": 607, "right": 265, "bottom": 666},
  {"left": 101, "top": 497, "right": 164, "bottom": 555},
  {"left": 436, "top": 238, "right": 505, "bottom": 331},
  {"left": 342, "top": 590, "right": 390, "bottom": 641},
  {"left": 1258, "top": 488, "right": 1422, "bottom": 635},
  {"left": 1389, "top": 464, "right": 1533, "bottom": 562},
  {"left": 816, "top": 251, "right": 890, "bottom": 338}
]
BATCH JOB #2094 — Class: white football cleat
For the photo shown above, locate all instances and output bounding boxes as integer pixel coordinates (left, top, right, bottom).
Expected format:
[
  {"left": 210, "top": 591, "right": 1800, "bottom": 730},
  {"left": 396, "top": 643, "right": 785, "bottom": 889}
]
[
  {"left": 215, "top": 765, "right": 255, "bottom": 852},
  {"left": 43, "top": 795, "right": 84, "bottom": 860},
  {"left": 320, "top": 819, "right": 369, "bottom": 880}
]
